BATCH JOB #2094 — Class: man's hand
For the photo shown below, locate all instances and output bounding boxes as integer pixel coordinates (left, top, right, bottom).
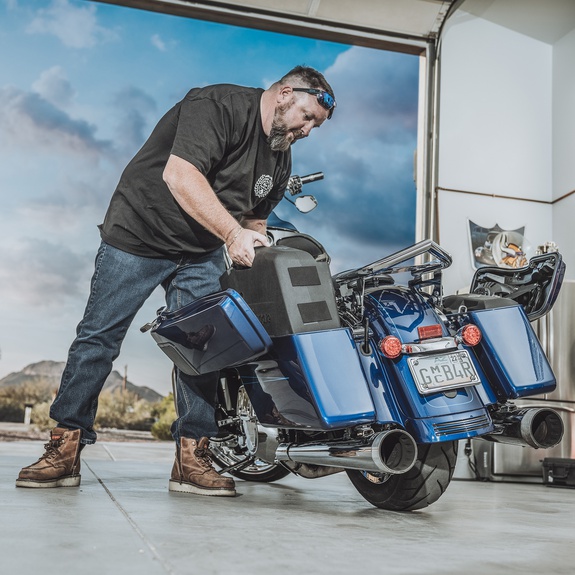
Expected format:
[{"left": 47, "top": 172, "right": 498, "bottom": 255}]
[{"left": 226, "top": 228, "right": 269, "bottom": 267}]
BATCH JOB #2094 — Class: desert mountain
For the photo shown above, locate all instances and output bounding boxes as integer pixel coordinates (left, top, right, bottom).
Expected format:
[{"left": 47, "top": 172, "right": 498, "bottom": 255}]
[{"left": 0, "top": 360, "right": 164, "bottom": 403}]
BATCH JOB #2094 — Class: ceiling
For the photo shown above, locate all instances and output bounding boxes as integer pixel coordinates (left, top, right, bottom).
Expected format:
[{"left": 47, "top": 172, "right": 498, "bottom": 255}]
[
  {"left": 92, "top": 0, "right": 575, "bottom": 53},
  {"left": 460, "top": 0, "right": 575, "bottom": 45},
  {"left": 92, "top": 0, "right": 459, "bottom": 55}
]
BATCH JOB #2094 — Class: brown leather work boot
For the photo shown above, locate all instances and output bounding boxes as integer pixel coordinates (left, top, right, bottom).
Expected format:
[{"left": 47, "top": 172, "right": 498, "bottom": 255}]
[
  {"left": 16, "top": 427, "right": 82, "bottom": 488},
  {"left": 169, "top": 437, "right": 236, "bottom": 497}
]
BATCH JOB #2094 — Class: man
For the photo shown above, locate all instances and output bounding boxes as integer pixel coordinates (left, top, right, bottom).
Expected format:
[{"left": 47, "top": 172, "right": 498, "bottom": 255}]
[{"left": 16, "top": 65, "right": 336, "bottom": 497}]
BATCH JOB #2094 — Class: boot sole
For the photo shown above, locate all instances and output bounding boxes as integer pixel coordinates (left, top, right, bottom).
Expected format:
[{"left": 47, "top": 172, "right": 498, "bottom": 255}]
[
  {"left": 16, "top": 475, "right": 81, "bottom": 488},
  {"left": 168, "top": 479, "right": 236, "bottom": 497}
]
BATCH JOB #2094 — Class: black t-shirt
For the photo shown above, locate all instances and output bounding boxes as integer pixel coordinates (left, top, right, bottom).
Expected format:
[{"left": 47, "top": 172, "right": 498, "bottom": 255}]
[{"left": 99, "top": 84, "right": 291, "bottom": 259}]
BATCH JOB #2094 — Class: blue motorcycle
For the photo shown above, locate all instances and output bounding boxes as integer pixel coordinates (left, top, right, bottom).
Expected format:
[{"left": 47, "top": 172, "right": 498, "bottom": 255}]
[{"left": 146, "top": 174, "right": 565, "bottom": 511}]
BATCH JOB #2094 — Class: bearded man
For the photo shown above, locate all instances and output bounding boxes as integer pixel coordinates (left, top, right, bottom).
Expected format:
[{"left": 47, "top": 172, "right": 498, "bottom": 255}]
[{"left": 16, "top": 65, "right": 336, "bottom": 497}]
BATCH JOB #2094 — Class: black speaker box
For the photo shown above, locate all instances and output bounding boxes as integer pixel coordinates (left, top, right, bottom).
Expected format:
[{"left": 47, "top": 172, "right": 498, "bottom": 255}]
[{"left": 220, "top": 246, "right": 340, "bottom": 337}]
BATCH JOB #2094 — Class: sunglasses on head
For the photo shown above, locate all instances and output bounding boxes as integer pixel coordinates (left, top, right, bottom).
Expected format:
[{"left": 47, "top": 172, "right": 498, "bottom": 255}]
[{"left": 292, "top": 87, "right": 336, "bottom": 119}]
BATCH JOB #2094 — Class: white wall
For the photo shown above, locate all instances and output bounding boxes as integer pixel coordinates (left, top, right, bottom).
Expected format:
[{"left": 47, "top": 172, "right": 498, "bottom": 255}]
[
  {"left": 437, "top": 13, "right": 555, "bottom": 294},
  {"left": 552, "top": 27, "right": 575, "bottom": 277}
]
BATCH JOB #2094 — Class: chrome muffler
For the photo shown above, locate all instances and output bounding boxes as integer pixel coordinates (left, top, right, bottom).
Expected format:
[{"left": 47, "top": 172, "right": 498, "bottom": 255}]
[
  {"left": 483, "top": 407, "right": 564, "bottom": 449},
  {"left": 276, "top": 429, "right": 418, "bottom": 475}
]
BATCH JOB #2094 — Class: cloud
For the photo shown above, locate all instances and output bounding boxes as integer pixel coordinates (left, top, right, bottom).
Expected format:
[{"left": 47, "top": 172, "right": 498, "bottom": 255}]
[
  {"left": 111, "top": 86, "right": 158, "bottom": 154},
  {"left": 151, "top": 33, "right": 167, "bottom": 51},
  {"left": 0, "top": 238, "right": 93, "bottom": 307},
  {"left": 287, "top": 46, "right": 419, "bottom": 269},
  {"left": 0, "top": 71, "right": 121, "bottom": 238},
  {"left": 26, "top": 0, "right": 117, "bottom": 48},
  {"left": 32, "top": 65, "right": 75, "bottom": 108},
  {"left": 0, "top": 85, "right": 112, "bottom": 158},
  {"left": 0, "top": 70, "right": 159, "bottom": 245},
  {"left": 326, "top": 47, "right": 419, "bottom": 141},
  {"left": 20, "top": 176, "right": 114, "bottom": 227}
]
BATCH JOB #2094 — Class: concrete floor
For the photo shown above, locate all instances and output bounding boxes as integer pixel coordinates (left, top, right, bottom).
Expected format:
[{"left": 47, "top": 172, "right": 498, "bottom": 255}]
[{"left": 1, "top": 440, "right": 574, "bottom": 575}]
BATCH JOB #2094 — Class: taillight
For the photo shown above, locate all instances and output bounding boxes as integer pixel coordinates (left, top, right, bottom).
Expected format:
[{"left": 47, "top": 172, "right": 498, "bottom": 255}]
[
  {"left": 458, "top": 324, "right": 482, "bottom": 346},
  {"left": 417, "top": 324, "right": 443, "bottom": 340},
  {"left": 380, "top": 335, "right": 403, "bottom": 358}
]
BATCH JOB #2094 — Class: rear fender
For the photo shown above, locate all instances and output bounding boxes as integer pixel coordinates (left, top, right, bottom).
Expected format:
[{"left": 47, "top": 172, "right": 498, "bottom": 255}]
[
  {"left": 365, "top": 286, "right": 447, "bottom": 341},
  {"left": 363, "top": 287, "right": 495, "bottom": 442}
]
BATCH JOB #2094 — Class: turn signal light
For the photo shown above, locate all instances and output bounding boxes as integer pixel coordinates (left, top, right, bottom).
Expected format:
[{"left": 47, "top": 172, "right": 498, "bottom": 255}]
[
  {"left": 380, "top": 335, "right": 403, "bottom": 359},
  {"left": 417, "top": 324, "right": 443, "bottom": 341},
  {"left": 459, "top": 324, "right": 482, "bottom": 346}
]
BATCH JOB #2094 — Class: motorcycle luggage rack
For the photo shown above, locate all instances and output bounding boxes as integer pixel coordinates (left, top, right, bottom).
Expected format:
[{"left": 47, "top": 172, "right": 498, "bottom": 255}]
[
  {"left": 334, "top": 240, "right": 452, "bottom": 284},
  {"left": 333, "top": 241, "right": 452, "bottom": 326},
  {"left": 334, "top": 240, "right": 452, "bottom": 302}
]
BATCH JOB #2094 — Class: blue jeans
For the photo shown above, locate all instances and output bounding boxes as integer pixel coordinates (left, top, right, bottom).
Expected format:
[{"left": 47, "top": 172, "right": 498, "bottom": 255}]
[{"left": 50, "top": 241, "right": 227, "bottom": 445}]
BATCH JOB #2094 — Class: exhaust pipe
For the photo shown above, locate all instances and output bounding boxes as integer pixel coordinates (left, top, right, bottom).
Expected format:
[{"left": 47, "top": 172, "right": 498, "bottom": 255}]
[
  {"left": 483, "top": 407, "right": 564, "bottom": 449},
  {"left": 276, "top": 429, "right": 418, "bottom": 475}
]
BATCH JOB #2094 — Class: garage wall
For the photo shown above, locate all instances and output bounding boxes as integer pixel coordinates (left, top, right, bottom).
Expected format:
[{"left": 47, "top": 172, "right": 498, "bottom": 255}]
[
  {"left": 436, "top": 13, "right": 554, "bottom": 294},
  {"left": 552, "top": 27, "right": 575, "bottom": 277}
]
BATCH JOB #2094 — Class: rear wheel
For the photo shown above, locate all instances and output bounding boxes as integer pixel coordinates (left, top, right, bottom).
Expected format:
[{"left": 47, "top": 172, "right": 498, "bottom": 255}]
[
  {"left": 211, "top": 438, "right": 290, "bottom": 482},
  {"left": 210, "top": 386, "right": 290, "bottom": 483},
  {"left": 346, "top": 441, "right": 458, "bottom": 511}
]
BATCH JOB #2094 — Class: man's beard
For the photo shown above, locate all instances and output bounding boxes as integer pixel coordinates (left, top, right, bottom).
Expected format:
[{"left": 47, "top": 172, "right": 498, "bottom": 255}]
[{"left": 267, "top": 101, "right": 304, "bottom": 152}]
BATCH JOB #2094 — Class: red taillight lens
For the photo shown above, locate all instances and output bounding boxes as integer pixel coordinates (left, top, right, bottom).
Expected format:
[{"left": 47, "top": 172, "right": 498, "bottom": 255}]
[
  {"left": 460, "top": 324, "right": 482, "bottom": 346},
  {"left": 380, "top": 335, "right": 403, "bottom": 358},
  {"left": 417, "top": 324, "right": 443, "bottom": 340}
]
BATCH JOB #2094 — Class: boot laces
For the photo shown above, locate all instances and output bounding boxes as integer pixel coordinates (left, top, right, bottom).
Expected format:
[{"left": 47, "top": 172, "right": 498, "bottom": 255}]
[
  {"left": 194, "top": 445, "right": 215, "bottom": 470},
  {"left": 41, "top": 437, "right": 63, "bottom": 461}
]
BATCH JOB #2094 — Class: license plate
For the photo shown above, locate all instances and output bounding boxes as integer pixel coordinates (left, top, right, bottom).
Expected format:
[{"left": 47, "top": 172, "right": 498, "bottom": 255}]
[{"left": 407, "top": 351, "right": 479, "bottom": 395}]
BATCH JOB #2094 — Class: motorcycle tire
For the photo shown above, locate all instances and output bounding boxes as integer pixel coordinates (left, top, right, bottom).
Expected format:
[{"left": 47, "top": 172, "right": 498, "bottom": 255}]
[{"left": 346, "top": 441, "right": 458, "bottom": 511}]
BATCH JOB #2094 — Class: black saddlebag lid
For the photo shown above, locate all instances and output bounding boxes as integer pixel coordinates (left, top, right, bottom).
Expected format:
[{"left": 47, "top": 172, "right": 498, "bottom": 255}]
[{"left": 220, "top": 246, "right": 340, "bottom": 337}]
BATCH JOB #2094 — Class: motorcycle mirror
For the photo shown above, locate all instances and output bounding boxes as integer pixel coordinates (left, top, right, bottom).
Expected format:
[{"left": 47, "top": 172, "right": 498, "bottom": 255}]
[{"left": 295, "top": 195, "right": 318, "bottom": 213}]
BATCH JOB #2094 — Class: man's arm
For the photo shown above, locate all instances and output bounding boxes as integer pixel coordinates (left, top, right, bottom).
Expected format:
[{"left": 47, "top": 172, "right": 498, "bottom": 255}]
[
  {"left": 240, "top": 213, "right": 267, "bottom": 236},
  {"left": 163, "top": 154, "right": 268, "bottom": 266}
]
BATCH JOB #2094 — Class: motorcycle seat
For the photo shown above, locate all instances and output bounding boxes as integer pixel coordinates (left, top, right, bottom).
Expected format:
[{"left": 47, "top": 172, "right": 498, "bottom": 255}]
[
  {"left": 275, "top": 233, "right": 330, "bottom": 263},
  {"left": 442, "top": 293, "right": 517, "bottom": 314}
]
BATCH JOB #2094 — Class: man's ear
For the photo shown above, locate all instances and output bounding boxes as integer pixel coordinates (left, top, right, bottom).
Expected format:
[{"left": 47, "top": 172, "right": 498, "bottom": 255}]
[{"left": 277, "top": 85, "right": 293, "bottom": 104}]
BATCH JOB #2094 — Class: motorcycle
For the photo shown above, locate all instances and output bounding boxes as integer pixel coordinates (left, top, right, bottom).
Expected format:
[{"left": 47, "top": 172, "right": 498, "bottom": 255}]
[{"left": 144, "top": 173, "right": 566, "bottom": 511}]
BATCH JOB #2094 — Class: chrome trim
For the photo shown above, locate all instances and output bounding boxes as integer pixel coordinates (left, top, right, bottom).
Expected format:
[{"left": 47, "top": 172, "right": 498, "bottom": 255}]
[
  {"left": 334, "top": 239, "right": 452, "bottom": 285},
  {"left": 433, "top": 414, "right": 491, "bottom": 436},
  {"left": 483, "top": 407, "right": 565, "bottom": 449},
  {"left": 276, "top": 429, "right": 418, "bottom": 475},
  {"left": 401, "top": 337, "right": 458, "bottom": 355}
]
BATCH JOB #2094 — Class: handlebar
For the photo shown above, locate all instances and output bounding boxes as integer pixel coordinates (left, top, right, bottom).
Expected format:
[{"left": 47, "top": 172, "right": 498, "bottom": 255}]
[
  {"left": 299, "top": 172, "right": 324, "bottom": 185},
  {"left": 287, "top": 172, "right": 324, "bottom": 196}
]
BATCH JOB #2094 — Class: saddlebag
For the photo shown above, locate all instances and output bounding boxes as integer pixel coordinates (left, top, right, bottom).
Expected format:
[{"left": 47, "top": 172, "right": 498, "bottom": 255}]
[
  {"left": 467, "top": 305, "right": 555, "bottom": 400},
  {"left": 220, "top": 246, "right": 340, "bottom": 336},
  {"left": 239, "top": 328, "right": 377, "bottom": 430},
  {"left": 150, "top": 289, "right": 272, "bottom": 375}
]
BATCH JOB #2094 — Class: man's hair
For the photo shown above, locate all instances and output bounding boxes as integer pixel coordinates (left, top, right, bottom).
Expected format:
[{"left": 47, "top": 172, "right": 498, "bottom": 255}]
[{"left": 277, "top": 65, "right": 335, "bottom": 99}]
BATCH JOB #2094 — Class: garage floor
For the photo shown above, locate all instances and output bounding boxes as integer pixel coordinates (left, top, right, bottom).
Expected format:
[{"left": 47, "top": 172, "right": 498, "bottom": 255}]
[{"left": 1, "top": 440, "right": 574, "bottom": 575}]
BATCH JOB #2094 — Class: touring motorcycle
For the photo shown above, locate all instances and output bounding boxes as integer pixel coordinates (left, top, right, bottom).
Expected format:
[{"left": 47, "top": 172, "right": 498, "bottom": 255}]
[{"left": 144, "top": 173, "right": 565, "bottom": 511}]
